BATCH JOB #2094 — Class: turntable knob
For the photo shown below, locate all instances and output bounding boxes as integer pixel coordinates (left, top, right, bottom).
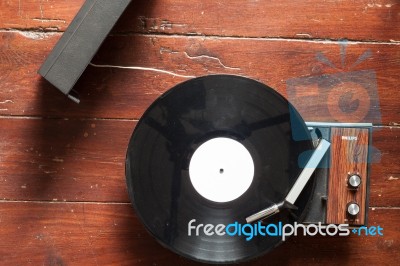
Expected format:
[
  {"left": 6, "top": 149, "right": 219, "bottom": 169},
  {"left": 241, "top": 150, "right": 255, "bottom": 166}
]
[
  {"left": 348, "top": 174, "right": 361, "bottom": 189},
  {"left": 347, "top": 202, "right": 360, "bottom": 217}
]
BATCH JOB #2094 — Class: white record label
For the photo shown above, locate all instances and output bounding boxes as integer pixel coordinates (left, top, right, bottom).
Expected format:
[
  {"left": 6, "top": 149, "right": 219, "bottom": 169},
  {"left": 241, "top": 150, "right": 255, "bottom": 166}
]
[{"left": 189, "top": 137, "right": 255, "bottom": 203}]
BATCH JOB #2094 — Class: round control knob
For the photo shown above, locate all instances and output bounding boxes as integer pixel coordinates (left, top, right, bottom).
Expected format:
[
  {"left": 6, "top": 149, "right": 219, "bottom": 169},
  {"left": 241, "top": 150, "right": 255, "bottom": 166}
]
[
  {"left": 347, "top": 202, "right": 360, "bottom": 217},
  {"left": 348, "top": 174, "right": 361, "bottom": 189}
]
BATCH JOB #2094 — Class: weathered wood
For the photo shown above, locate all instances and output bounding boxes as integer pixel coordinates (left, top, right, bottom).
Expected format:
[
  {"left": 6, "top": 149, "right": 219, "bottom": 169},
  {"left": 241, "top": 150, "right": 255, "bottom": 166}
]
[
  {"left": 1, "top": 0, "right": 400, "bottom": 42},
  {"left": 0, "top": 202, "right": 398, "bottom": 265},
  {"left": 0, "top": 1, "right": 399, "bottom": 264},
  {"left": 0, "top": 32, "right": 399, "bottom": 124},
  {"left": 0, "top": 0, "right": 83, "bottom": 31},
  {"left": 0, "top": 118, "right": 398, "bottom": 207},
  {"left": 0, "top": 118, "right": 135, "bottom": 203},
  {"left": 118, "top": 0, "right": 400, "bottom": 42},
  {"left": 369, "top": 127, "right": 400, "bottom": 207}
]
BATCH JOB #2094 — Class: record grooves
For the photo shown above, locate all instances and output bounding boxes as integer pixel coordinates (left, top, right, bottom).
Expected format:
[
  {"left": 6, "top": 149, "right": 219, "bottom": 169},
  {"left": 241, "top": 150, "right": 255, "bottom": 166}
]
[{"left": 125, "top": 75, "right": 314, "bottom": 264}]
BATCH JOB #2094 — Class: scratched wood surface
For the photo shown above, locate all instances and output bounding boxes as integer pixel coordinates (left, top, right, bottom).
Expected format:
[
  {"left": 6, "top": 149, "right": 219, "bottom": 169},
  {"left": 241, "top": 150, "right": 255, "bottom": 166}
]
[
  {"left": 1, "top": 0, "right": 399, "bottom": 41},
  {"left": 0, "top": 203, "right": 398, "bottom": 265},
  {"left": 1, "top": 33, "right": 399, "bottom": 124},
  {"left": 0, "top": 1, "right": 399, "bottom": 265}
]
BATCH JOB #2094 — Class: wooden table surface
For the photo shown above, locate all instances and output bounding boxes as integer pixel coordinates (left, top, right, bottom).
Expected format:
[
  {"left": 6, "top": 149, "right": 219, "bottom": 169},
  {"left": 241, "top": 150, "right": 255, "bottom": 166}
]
[{"left": 0, "top": 0, "right": 399, "bottom": 265}]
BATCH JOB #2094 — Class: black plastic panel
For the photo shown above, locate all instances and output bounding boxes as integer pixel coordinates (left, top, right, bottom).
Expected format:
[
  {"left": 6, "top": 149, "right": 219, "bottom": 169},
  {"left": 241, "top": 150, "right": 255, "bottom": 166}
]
[{"left": 38, "top": 0, "right": 132, "bottom": 102}]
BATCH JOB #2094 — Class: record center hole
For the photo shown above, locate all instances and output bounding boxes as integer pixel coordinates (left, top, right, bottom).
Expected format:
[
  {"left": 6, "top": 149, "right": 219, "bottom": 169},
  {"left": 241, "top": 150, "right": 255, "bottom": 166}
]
[{"left": 219, "top": 168, "right": 224, "bottom": 174}]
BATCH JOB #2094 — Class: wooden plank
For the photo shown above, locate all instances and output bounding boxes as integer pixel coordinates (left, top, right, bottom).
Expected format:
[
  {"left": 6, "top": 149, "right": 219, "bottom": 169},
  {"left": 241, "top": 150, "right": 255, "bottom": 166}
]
[
  {"left": 326, "top": 128, "right": 369, "bottom": 225},
  {"left": 0, "top": 0, "right": 83, "bottom": 31},
  {"left": 0, "top": 32, "right": 399, "bottom": 123},
  {"left": 1, "top": 0, "right": 400, "bottom": 42},
  {"left": 370, "top": 127, "right": 400, "bottom": 207},
  {"left": 0, "top": 118, "right": 135, "bottom": 203},
  {"left": 0, "top": 1, "right": 398, "bottom": 265},
  {"left": 117, "top": 0, "right": 400, "bottom": 42},
  {"left": 0, "top": 202, "right": 398, "bottom": 265},
  {"left": 0, "top": 118, "right": 399, "bottom": 206}
]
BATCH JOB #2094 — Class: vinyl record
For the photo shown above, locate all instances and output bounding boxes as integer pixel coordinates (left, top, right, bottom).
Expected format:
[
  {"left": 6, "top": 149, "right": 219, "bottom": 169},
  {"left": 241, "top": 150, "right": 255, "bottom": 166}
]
[{"left": 126, "top": 75, "right": 314, "bottom": 263}]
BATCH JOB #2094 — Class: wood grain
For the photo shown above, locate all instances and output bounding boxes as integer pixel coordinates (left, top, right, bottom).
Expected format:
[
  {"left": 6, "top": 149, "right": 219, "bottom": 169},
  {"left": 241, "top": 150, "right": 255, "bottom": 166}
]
[
  {"left": 117, "top": 0, "right": 400, "bottom": 42},
  {"left": 0, "top": 118, "right": 135, "bottom": 203},
  {"left": 0, "top": 202, "right": 398, "bottom": 265},
  {"left": 327, "top": 128, "right": 369, "bottom": 225},
  {"left": 1, "top": 0, "right": 399, "bottom": 42},
  {"left": 0, "top": 0, "right": 399, "bottom": 264},
  {"left": 0, "top": 118, "right": 398, "bottom": 207},
  {"left": 370, "top": 127, "right": 400, "bottom": 207},
  {"left": 0, "top": 32, "right": 399, "bottom": 124},
  {"left": 0, "top": 0, "right": 83, "bottom": 31}
]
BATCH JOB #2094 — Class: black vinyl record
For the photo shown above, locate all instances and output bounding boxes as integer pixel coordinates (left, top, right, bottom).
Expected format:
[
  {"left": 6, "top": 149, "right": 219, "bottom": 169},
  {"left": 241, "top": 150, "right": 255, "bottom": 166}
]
[{"left": 126, "top": 75, "right": 314, "bottom": 264}]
